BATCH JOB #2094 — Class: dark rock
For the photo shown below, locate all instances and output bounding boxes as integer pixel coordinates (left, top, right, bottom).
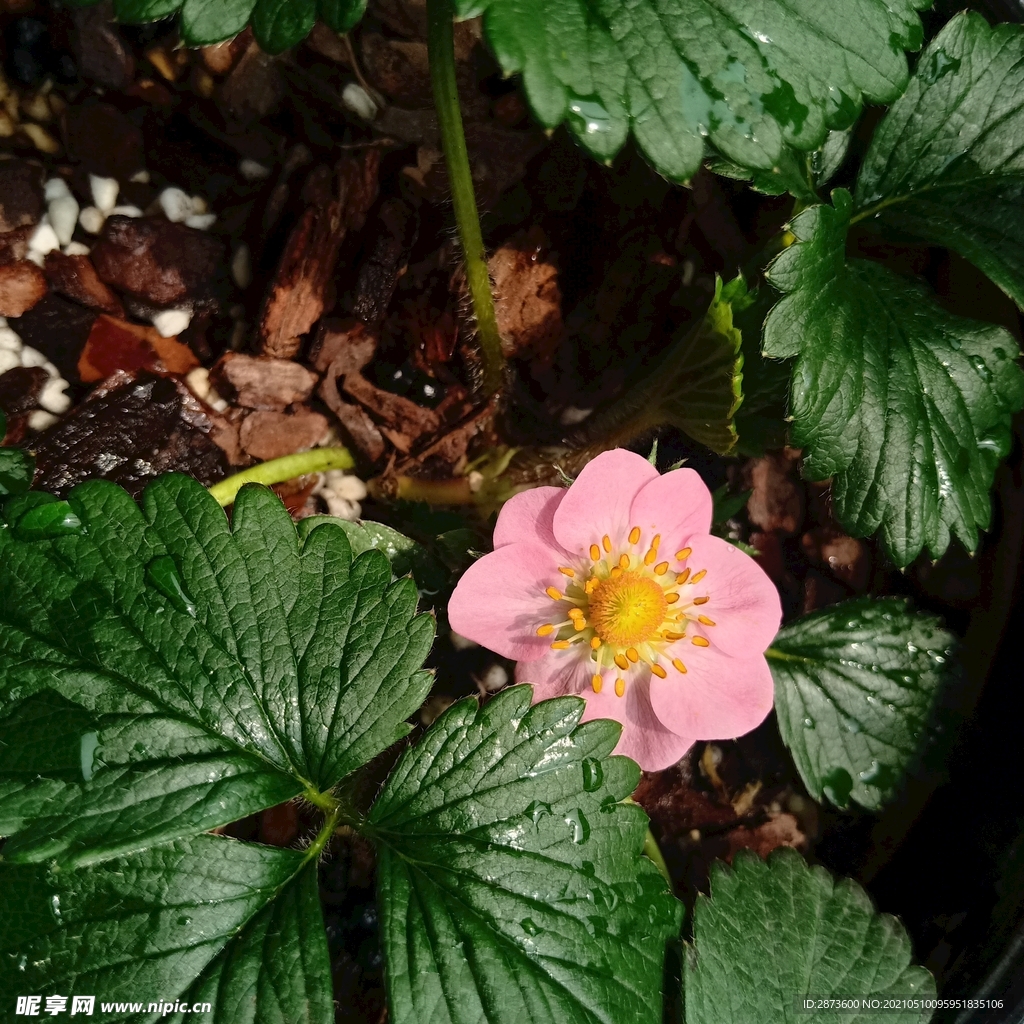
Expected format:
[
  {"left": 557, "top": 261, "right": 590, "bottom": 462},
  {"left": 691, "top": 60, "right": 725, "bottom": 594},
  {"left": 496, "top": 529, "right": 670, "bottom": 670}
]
[
  {"left": 71, "top": 2, "right": 135, "bottom": 90},
  {"left": 0, "top": 260, "right": 47, "bottom": 317},
  {"left": 0, "top": 366, "right": 48, "bottom": 416},
  {"left": 11, "top": 293, "right": 97, "bottom": 386},
  {"left": 63, "top": 100, "right": 145, "bottom": 180},
  {"left": 43, "top": 251, "right": 124, "bottom": 315},
  {"left": 0, "top": 160, "right": 43, "bottom": 234}
]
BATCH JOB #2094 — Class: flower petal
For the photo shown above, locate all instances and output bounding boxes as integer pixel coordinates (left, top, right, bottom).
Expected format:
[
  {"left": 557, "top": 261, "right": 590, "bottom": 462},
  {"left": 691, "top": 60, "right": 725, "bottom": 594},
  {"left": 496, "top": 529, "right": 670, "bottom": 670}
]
[
  {"left": 629, "top": 467, "right": 713, "bottom": 553},
  {"left": 682, "top": 534, "right": 782, "bottom": 656},
  {"left": 448, "top": 542, "right": 565, "bottom": 661},
  {"left": 552, "top": 449, "right": 659, "bottom": 558},
  {"left": 493, "top": 485, "right": 566, "bottom": 550},
  {"left": 515, "top": 655, "right": 696, "bottom": 771},
  {"left": 649, "top": 646, "right": 774, "bottom": 741}
]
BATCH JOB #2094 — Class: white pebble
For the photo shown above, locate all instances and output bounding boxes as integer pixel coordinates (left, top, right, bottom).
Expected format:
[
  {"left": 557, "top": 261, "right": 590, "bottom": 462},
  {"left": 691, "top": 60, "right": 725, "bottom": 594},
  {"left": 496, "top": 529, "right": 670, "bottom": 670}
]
[
  {"left": 63, "top": 241, "right": 91, "bottom": 256},
  {"left": 477, "top": 663, "right": 509, "bottom": 693},
  {"left": 184, "top": 213, "right": 216, "bottom": 231},
  {"left": 342, "top": 82, "right": 378, "bottom": 121},
  {"left": 28, "top": 220, "right": 60, "bottom": 256},
  {"left": 129, "top": 169, "right": 150, "bottom": 184},
  {"left": 560, "top": 405, "right": 593, "bottom": 426},
  {"left": 238, "top": 158, "right": 271, "bottom": 181},
  {"left": 20, "top": 345, "right": 47, "bottom": 368},
  {"left": 0, "top": 349, "right": 20, "bottom": 374},
  {"left": 48, "top": 193, "right": 80, "bottom": 245},
  {"left": 79, "top": 206, "right": 106, "bottom": 234},
  {"left": 0, "top": 327, "right": 22, "bottom": 352},
  {"left": 190, "top": 195, "right": 208, "bottom": 215},
  {"left": 28, "top": 410, "right": 58, "bottom": 432},
  {"left": 44, "top": 177, "right": 71, "bottom": 201},
  {"left": 449, "top": 630, "right": 479, "bottom": 651},
  {"left": 323, "top": 494, "right": 361, "bottom": 521},
  {"left": 335, "top": 475, "right": 368, "bottom": 502},
  {"left": 89, "top": 174, "right": 119, "bottom": 214},
  {"left": 151, "top": 308, "right": 191, "bottom": 337},
  {"left": 109, "top": 204, "right": 142, "bottom": 218},
  {"left": 231, "top": 244, "right": 251, "bottom": 289},
  {"left": 25, "top": 250, "right": 45, "bottom": 267},
  {"left": 185, "top": 366, "right": 211, "bottom": 400},
  {"left": 38, "top": 377, "right": 71, "bottom": 415},
  {"left": 158, "top": 187, "right": 192, "bottom": 223}
]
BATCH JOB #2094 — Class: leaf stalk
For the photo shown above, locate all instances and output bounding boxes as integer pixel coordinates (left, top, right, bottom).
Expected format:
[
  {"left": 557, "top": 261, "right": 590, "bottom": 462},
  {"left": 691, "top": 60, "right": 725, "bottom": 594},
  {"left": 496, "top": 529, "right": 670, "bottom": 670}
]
[{"left": 207, "top": 447, "right": 355, "bottom": 507}]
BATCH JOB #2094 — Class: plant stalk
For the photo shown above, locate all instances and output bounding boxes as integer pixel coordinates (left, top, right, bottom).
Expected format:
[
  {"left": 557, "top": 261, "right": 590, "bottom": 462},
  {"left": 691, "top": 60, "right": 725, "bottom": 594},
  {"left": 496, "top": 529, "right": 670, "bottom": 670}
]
[
  {"left": 207, "top": 447, "right": 355, "bottom": 507},
  {"left": 644, "top": 827, "right": 673, "bottom": 888},
  {"left": 426, "top": 0, "right": 504, "bottom": 395}
]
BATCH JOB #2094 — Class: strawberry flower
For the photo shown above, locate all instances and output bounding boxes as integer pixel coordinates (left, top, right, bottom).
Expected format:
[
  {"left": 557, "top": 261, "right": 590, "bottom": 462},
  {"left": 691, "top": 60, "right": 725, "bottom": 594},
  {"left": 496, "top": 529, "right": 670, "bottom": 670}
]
[{"left": 448, "top": 449, "right": 782, "bottom": 771}]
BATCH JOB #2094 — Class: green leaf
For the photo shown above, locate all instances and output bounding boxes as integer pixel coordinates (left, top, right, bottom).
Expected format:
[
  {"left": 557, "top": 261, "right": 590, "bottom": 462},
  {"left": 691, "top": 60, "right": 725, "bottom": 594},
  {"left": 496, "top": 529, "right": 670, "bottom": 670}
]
[
  {"left": 706, "top": 146, "right": 818, "bottom": 201},
  {"left": 366, "top": 687, "right": 683, "bottom": 1024},
  {"left": 685, "top": 849, "right": 934, "bottom": 1024},
  {"left": 180, "top": 0, "right": 258, "bottom": 45},
  {"left": 855, "top": 13, "right": 1024, "bottom": 308},
  {"left": 458, "top": 0, "right": 928, "bottom": 182},
  {"left": 113, "top": 0, "right": 183, "bottom": 22},
  {"left": 768, "top": 598, "right": 954, "bottom": 810},
  {"left": 0, "top": 834, "right": 333, "bottom": 1024},
  {"left": 319, "top": 0, "right": 366, "bottom": 34},
  {"left": 711, "top": 483, "right": 751, "bottom": 525},
  {"left": 0, "top": 476, "right": 433, "bottom": 866},
  {"left": 251, "top": 0, "right": 316, "bottom": 54},
  {"left": 763, "top": 189, "right": 1024, "bottom": 567},
  {"left": 0, "top": 410, "right": 33, "bottom": 499}
]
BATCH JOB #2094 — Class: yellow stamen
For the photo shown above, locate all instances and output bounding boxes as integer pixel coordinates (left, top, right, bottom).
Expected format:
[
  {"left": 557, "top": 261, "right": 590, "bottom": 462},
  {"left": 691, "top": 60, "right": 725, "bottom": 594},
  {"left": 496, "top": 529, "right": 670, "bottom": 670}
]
[
  {"left": 573, "top": 617, "right": 588, "bottom": 631},
  {"left": 590, "top": 544, "right": 601, "bottom": 561},
  {"left": 643, "top": 533, "right": 661, "bottom": 565},
  {"left": 628, "top": 526, "right": 641, "bottom": 545},
  {"left": 697, "top": 615, "right": 716, "bottom": 626},
  {"left": 676, "top": 568, "right": 691, "bottom": 584},
  {"left": 665, "top": 593, "right": 680, "bottom": 604},
  {"left": 618, "top": 554, "right": 630, "bottom": 569},
  {"left": 690, "top": 569, "right": 707, "bottom": 584},
  {"left": 626, "top": 647, "right": 639, "bottom": 663},
  {"left": 693, "top": 596, "right": 710, "bottom": 605},
  {"left": 614, "top": 653, "right": 629, "bottom": 671},
  {"left": 591, "top": 674, "right": 603, "bottom": 693},
  {"left": 536, "top": 624, "right": 554, "bottom": 636},
  {"left": 691, "top": 636, "right": 710, "bottom": 647},
  {"left": 568, "top": 605, "right": 584, "bottom": 617},
  {"left": 545, "top": 586, "right": 563, "bottom": 600},
  {"left": 665, "top": 631, "right": 686, "bottom": 641},
  {"left": 585, "top": 577, "right": 599, "bottom": 594},
  {"left": 672, "top": 658, "right": 688, "bottom": 674},
  {"left": 615, "top": 677, "right": 626, "bottom": 697},
  {"left": 552, "top": 640, "right": 572, "bottom": 650},
  {"left": 676, "top": 547, "right": 692, "bottom": 561},
  {"left": 590, "top": 636, "right": 602, "bottom": 650},
  {"left": 559, "top": 566, "right": 576, "bottom": 578},
  {"left": 651, "top": 664, "right": 667, "bottom": 679},
  {"left": 602, "top": 535, "right": 612, "bottom": 553},
  {"left": 654, "top": 561, "right": 669, "bottom": 575}
]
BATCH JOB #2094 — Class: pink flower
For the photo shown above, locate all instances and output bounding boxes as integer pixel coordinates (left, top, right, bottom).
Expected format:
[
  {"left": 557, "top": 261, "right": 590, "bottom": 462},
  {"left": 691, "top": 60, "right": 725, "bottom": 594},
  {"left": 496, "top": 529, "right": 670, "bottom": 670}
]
[{"left": 448, "top": 449, "right": 782, "bottom": 771}]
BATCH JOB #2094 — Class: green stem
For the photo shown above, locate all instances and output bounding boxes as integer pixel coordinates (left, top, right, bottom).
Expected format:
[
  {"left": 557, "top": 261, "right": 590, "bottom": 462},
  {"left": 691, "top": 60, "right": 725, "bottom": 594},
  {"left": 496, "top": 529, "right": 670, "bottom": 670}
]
[
  {"left": 426, "top": 0, "right": 504, "bottom": 395},
  {"left": 306, "top": 804, "right": 342, "bottom": 862},
  {"left": 207, "top": 447, "right": 354, "bottom": 507},
  {"left": 644, "top": 827, "right": 673, "bottom": 888}
]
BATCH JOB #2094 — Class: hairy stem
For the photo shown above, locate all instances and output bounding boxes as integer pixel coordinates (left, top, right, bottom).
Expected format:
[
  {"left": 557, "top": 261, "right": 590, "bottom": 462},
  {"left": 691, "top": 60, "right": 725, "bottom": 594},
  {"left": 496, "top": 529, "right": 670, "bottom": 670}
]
[
  {"left": 426, "top": 0, "right": 504, "bottom": 395},
  {"left": 207, "top": 448, "right": 355, "bottom": 507},
  {"left": 643, "top": 827, "right": 673, "bottom": 888}
]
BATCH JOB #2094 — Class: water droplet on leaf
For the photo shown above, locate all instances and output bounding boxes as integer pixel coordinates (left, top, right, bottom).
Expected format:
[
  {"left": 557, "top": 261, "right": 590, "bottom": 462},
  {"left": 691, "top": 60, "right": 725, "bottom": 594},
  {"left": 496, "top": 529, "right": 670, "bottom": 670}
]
[
  {"left": 581, "top": 757, "right": 603, "bottom": 792},
  {"left": 146, "top": 555, "right": 197, "bottom": 617},
  {"left": 564, "top": 808, "right": 591, "bottom": 844},
  {"left": 822, "top": 767, "right": 853, "bottom": 807}
]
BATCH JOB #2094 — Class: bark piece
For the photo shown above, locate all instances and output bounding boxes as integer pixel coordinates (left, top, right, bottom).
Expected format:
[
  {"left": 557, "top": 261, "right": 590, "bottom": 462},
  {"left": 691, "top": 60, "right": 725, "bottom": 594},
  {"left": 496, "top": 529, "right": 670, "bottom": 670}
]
[
  {"left": 220, "top": 39, "right": 284, "bottom": 124},
  {"left": 745, "top": 449, "right": 804, "bottom": 535},
  {"left": 209, "top": 352, "right": 318, "bottom": 410},
  {"left": 63, "top": 100, "right": 145, "bottom": 181},
  {"left": 0, "top": 260, "right": 48, "bottom": 317},
  {"left": 0, "top": 161, "right": 43, "bottom": 234},
  {"left": 0, "top": 225, "right": 34, "bottom": 265},
  {"left": 343, "top": 371, "right": 439, "bottom": 454},
  {"left": 78, "top": 314, "right": 199, "bottom": 383},
  {"left": 802, "top": 528, "right": 871, "bottom": 591},
  {"left": 71, "top": 2, "right": 135, "bottom": 90},
  {"left": 319, "top": 370, "right": 387, "bottom": 462},
  {"left": 90, "top": 215, "right": 223, "bottom": 307},
  {"left": 239, "top": 409, "right": 329, "bottom": 461},
  {"left": 351, "top": 200, "right": 414, "bottom": 324},
  {"left": 43, "top": 251, "right": 124, "bottom": 315},
  {"left": 11, "top": 294, "right": 97, "bottom": 385},
  {"left": 258, "top": 152, "right": 380, "bottom": 358},
  {"left": 0, "top": 366, "right": 48, "bottom": 418},
  {"left": 723, "top": 811, "right": 806, "bottom": 861},
  {"left": 32, "top": 370, "right": 228, "bottom": 498},
  {"left": 311, "top": 318, "right": 377, "bottom": 375}
]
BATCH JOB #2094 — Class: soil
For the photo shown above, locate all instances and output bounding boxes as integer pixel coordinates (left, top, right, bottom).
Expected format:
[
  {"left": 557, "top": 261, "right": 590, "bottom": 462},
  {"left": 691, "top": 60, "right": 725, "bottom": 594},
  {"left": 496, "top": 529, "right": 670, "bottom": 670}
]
[{"left": 2, "top": 2, "right": 1023, "bottom": 1022}]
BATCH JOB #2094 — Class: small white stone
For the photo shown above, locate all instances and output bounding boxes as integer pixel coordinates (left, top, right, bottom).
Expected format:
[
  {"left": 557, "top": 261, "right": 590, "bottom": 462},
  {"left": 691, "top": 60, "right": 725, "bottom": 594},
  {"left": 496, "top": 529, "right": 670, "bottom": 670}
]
[
  {"left": 44, "top": 177, "right": 71, "bottom": 201},
  {"left": 184, "top": 213, "right": 216, "bottom": 231},
  {"left": 231, "top": 244, "right": 251, "bottom": 289},
  {"left": 78, "top": 206, "right": 106, "bottom": 234},
  {"left": 42, "top": 361, "right": 59, "bottom": 378},
  {"left": 477, "top": 663, "right": 508, "bottom": 693},
  {"left": 151, "top": 308, "right": 191, "bottom": 337},
  {"left": 0, "top": 327, "right": 22, "bottom": 352},
  {"left": 20, "top": 345, "right": 47, "bottom": 368},
  {"left": 109, "top": 204, "right": 142, "bottom": 218},
  {"left": 158, "top": 187, "right": 192, "bottom": 223},
  {"left": 48, "top": 193, "right": 80, "bottom": 245},
  {"left": 185, "top": 366, "right": 211, "bottom": 401},
  {"left": 449, "top": 630, "right": 479, "bottom": 651},
  {"left": 335, "top": 475, "right": 368, "bottom": 502},
  {"left": 323, "top": 494, "right": 361, "bottom": 521},
  {"left": 189, "top": 195, "right": 208, "bottom": 215},
  {"left": 129, "top": 169, "right": 150, "bottom": 184},
  {"left": 0, "top": 349, "right": 20, "bottom": 374},
  {"left": 28, "top": 220, "right": 60, "bottom": 255},
  {"left": 38, "top": 377, "right": 71, "bottom": 415},
  {"left": 63, "top": 241, "right": 91, "bottom": 256},
  {"left": 25, "top": 250, "right": 45, "bottom": 267},
  {"left": 89, "top": 174, "right": 120, "bottom": 214},
  {"left": 28, "top": 410, "right": 58, "bottom": 432},
  {"left": 342, "top": 82, "right": 378, "bottom": 121},
  {"left": 559, "top": 405, "right": 593, "bottom": 426},
  {"left": 238, "top": 158, "right": 271, "bottom": 181}
]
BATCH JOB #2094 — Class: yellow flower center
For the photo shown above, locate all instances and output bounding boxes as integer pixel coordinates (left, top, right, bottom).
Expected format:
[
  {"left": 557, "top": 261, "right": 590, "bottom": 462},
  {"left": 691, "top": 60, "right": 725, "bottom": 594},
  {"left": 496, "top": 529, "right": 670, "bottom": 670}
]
[{"left": 588, "top": 572, "right": 667, "bottom": 647}]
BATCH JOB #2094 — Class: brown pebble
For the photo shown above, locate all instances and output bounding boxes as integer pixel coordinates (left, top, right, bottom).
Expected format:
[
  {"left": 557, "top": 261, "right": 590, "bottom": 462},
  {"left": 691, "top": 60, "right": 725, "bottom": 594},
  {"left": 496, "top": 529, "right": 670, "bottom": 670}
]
[
  {"left": 745, "top": 450, "right": 804, "bottom": 535},
  {"left": 44, "top": 251, "right": 124, "bottom": 316},
  {"left": 0, "top": 260, "right": 48, "bottom": 317},
  {"left": 0, "top": 161, "right": 43, "bottom": 234}
]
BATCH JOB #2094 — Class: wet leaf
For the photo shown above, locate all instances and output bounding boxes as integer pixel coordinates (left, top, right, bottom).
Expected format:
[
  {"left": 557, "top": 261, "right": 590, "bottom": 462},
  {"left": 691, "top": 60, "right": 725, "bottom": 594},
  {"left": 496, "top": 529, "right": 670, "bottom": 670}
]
[
  {"left": 685, "top": 849, "right": 934, "bottom": 1023},
  {"left": 113, "top": 0, "right": 182, "bottom": 21},
  {"left": 768, "top": 598, "right": 955, "bottom": 810},
  {"left": 457, "top": 0, "right": 928, "bottom": 182},
  {"left": 180, "top": 0, "right": 258, "bottom": 45},
  {"left": 367, "top": 686, "right": 682, "bottom": 1024},
  {"left": 319, "top": 0, "right": 366, "bottom": 34},
  {"left": 251, "top": 0, "right": 317, "bottom": 54},
  {"left": 0, "top": 411, "right": 34, "bottom": 498},
  {"left": 856, "top": 13, "right": 1024, "bottom": 308},
  {"left": 764, "top": 189, "right": 1024, "bottom": 567}
]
